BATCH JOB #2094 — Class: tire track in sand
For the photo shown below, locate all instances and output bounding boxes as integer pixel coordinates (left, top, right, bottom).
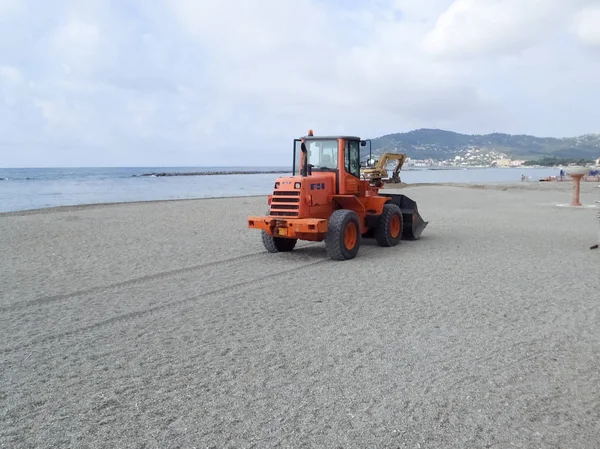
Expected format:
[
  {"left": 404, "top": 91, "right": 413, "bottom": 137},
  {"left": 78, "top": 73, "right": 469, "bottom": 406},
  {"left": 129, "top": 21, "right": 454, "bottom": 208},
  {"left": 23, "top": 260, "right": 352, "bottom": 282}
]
[
  {"left": 0, "top": 247, "right": 338, "bottom": 355},
  {"left": 0, "top": 242, "right": 318, "bottom": 313}
]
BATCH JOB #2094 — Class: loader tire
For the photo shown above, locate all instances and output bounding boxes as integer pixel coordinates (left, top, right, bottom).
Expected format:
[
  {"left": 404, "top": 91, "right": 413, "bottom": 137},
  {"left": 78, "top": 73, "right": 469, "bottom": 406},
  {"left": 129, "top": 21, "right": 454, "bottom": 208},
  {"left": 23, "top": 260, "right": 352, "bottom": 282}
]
[
  {"left": 375, "top": 203, "right": 403, "bottom": 247},
  {"left": 325, "top": 209, "right": 361, "bottom": 261},
  {"left": 261, "top": 231, "right": 297, "bottom": 253}
]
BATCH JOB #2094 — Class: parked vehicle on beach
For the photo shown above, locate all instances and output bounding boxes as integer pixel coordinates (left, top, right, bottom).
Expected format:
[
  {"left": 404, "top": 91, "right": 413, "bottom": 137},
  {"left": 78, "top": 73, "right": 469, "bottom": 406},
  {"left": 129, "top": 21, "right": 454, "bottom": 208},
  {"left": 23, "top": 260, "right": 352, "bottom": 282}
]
[{"left": 247, "top": 130, "right": 428, "bottom": 261}]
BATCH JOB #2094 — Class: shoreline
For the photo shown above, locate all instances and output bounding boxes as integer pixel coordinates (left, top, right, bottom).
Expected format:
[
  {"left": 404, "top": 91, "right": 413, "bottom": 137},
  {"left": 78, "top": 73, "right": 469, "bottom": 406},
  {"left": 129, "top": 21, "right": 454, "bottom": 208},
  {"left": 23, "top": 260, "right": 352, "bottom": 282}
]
[{"left": 2, "top": 180, "right": 598, "bottom": 217}]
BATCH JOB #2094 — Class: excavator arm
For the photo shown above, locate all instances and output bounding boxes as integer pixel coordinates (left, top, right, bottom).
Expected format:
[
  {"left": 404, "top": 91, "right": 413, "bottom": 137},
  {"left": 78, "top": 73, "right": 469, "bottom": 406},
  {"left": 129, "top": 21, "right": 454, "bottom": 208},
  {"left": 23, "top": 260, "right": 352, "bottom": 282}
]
[
  {"left": 375, "top": 153, "right": 406, "bottom": 183},
  {"left": 389, "top": 153, "right": 406, "bottom": 182},
  {"left": 360, "top": 152, "right": 406, "bottom": 185}
]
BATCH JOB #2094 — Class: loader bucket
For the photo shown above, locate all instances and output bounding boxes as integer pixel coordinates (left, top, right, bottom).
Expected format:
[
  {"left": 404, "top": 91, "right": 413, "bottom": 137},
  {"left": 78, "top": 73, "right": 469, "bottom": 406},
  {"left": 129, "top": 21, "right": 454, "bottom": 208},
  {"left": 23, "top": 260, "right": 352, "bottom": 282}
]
[{"left": 385, "top": 193, "right": 429, "bottom": 240}]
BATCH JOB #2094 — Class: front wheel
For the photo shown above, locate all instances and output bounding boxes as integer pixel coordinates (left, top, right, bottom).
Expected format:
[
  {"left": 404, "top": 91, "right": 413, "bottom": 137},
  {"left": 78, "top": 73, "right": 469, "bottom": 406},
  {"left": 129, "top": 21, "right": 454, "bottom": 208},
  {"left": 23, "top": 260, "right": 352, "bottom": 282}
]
[
  {"left": 325, "top": 209, "right": 361, "bottom": 261},
  {"left": 261, "top": 231, "right": 297, "bottom": 253},
  {"left": 375, "top": 203, "right": 403, "bottom": 247}
]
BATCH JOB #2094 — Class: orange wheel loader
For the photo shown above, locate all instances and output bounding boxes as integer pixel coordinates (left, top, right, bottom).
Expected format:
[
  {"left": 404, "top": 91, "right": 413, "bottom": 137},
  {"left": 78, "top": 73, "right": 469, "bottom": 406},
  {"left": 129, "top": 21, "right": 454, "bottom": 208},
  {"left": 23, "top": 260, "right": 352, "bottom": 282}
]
[{"left": 247, "top": 130, "right": 428, "bottom": 261}]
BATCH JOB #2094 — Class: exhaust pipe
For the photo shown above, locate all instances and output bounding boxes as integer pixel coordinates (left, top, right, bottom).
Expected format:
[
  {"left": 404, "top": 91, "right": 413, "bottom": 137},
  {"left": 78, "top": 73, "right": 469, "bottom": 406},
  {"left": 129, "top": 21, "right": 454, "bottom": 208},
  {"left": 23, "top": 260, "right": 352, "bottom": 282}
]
[{"left": 300, "top": 142, "right": 308, "bottom": 177}]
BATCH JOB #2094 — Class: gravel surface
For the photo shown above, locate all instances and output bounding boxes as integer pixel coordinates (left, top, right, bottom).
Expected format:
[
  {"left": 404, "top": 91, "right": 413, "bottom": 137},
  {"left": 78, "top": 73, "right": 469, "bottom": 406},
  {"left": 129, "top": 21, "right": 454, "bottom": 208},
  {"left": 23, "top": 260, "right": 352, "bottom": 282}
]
[{"left": 1, "top": 183, "right": 599, "bottom": 448}]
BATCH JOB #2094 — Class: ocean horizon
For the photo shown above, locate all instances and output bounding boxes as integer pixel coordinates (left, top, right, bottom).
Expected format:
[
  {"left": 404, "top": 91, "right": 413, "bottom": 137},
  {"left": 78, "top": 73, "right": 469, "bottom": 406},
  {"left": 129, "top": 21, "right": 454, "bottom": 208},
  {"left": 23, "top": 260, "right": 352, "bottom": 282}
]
[{"left": 0, "top": 165, "right": 567, "bottom": 213}]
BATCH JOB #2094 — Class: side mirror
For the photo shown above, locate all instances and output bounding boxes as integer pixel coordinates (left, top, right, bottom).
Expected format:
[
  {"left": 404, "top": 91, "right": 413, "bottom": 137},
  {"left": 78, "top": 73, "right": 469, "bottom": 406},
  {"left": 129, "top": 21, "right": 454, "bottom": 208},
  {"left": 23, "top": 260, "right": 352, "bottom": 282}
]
[
  {"left": 301, "top": 142, "right": 307, "bottom": 153},
  {"left": 360, "top": 141, "right": 366, "bottom": 147}
]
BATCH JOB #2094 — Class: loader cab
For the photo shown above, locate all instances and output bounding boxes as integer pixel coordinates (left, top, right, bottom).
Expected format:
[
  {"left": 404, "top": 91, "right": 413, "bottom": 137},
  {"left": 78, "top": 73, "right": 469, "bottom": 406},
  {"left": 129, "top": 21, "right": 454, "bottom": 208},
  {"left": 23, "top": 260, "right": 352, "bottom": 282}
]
[{"left": 292, "top": 133, "right": 366, "bottom": 195}]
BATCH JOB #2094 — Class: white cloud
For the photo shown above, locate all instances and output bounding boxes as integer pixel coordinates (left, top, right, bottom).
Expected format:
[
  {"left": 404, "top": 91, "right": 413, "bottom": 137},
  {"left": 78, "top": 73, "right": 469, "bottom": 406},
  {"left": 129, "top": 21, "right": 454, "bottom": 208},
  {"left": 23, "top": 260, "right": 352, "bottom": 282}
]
[
  {"left": 0, "top": 0, "right": 20, "bottom": 15},
  {"left": 0, "top": 0, "right": 599, "bottom": 166},
  {"left": 422, "top": 0, "right": 577, "bottom": 59},
  {"left": 50, "top": 18, "right": 102, "bottom": 72},
  {"left": 169, "top": 0, "right": 496, "bottom": 143},
  {"left": 571, "top": 4, "right": 600, "bottom": 47},
  {"left": 0, "top": 65, "right": 22, "bottom": 84}
]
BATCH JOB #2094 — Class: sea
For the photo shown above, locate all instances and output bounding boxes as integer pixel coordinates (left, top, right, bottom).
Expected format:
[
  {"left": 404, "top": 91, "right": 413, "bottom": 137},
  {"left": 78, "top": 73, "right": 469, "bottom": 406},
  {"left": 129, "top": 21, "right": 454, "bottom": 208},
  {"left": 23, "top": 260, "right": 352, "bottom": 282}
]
[{"left": 0, "top": 166, "right": 564, "bottom": 213}]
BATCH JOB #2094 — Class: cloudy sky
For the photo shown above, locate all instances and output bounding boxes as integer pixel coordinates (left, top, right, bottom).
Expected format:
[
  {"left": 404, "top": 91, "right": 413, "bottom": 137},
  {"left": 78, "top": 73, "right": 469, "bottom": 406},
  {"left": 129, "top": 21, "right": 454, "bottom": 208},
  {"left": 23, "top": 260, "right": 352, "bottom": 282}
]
[{"left": 1, "top": 0, "right": 599, "bottom": 167}]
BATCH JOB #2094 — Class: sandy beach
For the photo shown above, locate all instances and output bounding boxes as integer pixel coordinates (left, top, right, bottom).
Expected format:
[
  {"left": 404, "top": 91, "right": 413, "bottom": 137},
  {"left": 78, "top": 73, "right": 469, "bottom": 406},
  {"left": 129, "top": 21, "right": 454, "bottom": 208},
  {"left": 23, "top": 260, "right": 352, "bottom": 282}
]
[{"left": 1, "top": 181, "right": 599, "bottom": 448}]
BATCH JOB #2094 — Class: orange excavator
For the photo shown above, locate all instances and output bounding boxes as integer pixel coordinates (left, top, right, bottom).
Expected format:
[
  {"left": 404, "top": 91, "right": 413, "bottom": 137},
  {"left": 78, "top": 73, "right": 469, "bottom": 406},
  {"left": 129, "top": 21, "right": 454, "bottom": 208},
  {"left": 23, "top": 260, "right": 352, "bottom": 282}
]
[{"left": 247, "top": 130, "right": 428, "bottom": 261}]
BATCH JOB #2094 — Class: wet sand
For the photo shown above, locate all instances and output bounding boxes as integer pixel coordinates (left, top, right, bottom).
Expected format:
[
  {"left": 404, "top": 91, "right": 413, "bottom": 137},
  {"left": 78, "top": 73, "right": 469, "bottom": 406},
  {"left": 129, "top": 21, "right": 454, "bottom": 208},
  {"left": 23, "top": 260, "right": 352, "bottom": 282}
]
[{"left": 1, "top": 182, "right": 599, "bottom": 448}]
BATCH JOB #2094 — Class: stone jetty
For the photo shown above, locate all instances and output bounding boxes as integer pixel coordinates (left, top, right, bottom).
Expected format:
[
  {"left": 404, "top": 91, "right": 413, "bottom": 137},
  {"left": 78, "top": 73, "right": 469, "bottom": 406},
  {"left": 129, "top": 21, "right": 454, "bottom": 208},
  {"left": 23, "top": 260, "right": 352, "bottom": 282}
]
[{"left": 135, "top": 170, "right": 291, "bottom": 177}]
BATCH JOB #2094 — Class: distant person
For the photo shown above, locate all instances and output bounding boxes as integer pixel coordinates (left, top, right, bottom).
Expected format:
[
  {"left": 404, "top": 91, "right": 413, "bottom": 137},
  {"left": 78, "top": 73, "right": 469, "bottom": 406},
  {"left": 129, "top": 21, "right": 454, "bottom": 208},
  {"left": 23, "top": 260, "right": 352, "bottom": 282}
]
[{"left": 521, "top": 174, "right": 526, "bottom": 182}]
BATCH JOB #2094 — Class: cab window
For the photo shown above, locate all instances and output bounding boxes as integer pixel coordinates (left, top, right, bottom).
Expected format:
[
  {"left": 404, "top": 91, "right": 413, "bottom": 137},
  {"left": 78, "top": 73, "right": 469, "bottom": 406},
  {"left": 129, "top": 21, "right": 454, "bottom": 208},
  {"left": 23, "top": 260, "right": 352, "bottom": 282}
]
[
  {"left": 345, "top": 140, "right": 361, "bottom": 178},
  {"left": 306, "top": 140, "right": 338, "bottom": 169}
]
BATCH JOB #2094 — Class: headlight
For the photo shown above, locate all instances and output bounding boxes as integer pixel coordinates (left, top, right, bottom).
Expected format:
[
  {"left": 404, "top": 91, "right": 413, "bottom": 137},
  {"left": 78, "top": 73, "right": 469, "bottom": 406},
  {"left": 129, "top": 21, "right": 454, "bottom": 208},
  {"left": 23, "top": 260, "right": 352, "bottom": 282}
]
[
  {"left": 294, "top": 182, "right": 301, "bottom": 189},
  {"left": 274, "top": 181, "right": 280, "bottom": 189}
]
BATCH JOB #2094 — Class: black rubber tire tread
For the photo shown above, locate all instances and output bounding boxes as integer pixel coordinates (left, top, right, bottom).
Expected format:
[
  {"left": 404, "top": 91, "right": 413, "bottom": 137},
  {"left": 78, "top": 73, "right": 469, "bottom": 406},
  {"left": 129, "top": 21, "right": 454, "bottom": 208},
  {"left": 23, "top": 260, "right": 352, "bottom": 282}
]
[
  {"left": 261, "top": 231, "right": 297, "bottom": 253},
  {"left": 375, "top": 203, "right": 403, "bottom": 247},
  {"left": 325, "top": 209, "right": 361, "bottom": 261}
]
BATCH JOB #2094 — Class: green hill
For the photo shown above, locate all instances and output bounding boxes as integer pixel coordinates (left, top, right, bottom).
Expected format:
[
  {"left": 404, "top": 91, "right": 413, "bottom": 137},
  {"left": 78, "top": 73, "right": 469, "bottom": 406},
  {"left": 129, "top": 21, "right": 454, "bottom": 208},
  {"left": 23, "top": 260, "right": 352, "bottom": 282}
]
[{"left": 368, "top": 128, "right": 600, "bottom": 161}]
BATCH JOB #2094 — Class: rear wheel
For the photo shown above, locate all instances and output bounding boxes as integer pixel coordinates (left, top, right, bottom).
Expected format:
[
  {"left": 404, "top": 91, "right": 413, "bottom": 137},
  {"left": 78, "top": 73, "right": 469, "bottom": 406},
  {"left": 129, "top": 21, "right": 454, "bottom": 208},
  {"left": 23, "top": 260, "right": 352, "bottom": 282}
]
[
  {"left": 325, "top": 209, "right": 361, "bottom": 261},
  {"left": 261, "top": 231, "right": 297, "bottom": 253},
  {"left": 375, "top": 203, "right": 403, "bottom": 247}
]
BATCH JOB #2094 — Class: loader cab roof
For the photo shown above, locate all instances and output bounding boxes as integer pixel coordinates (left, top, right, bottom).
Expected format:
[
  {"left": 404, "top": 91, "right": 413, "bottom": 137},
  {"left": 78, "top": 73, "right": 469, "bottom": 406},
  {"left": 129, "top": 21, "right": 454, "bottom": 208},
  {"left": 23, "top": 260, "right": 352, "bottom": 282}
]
[{"left": 301, "top": 135, "right": 362, "bottom": 141}]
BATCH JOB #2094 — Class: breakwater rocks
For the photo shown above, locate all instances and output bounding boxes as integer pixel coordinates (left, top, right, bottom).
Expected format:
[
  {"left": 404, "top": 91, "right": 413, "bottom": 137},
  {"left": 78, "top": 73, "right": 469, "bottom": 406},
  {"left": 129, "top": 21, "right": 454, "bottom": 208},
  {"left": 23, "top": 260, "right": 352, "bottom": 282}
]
[{"left": 135, "top": 170, "right": 291, "bottom": 177}]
